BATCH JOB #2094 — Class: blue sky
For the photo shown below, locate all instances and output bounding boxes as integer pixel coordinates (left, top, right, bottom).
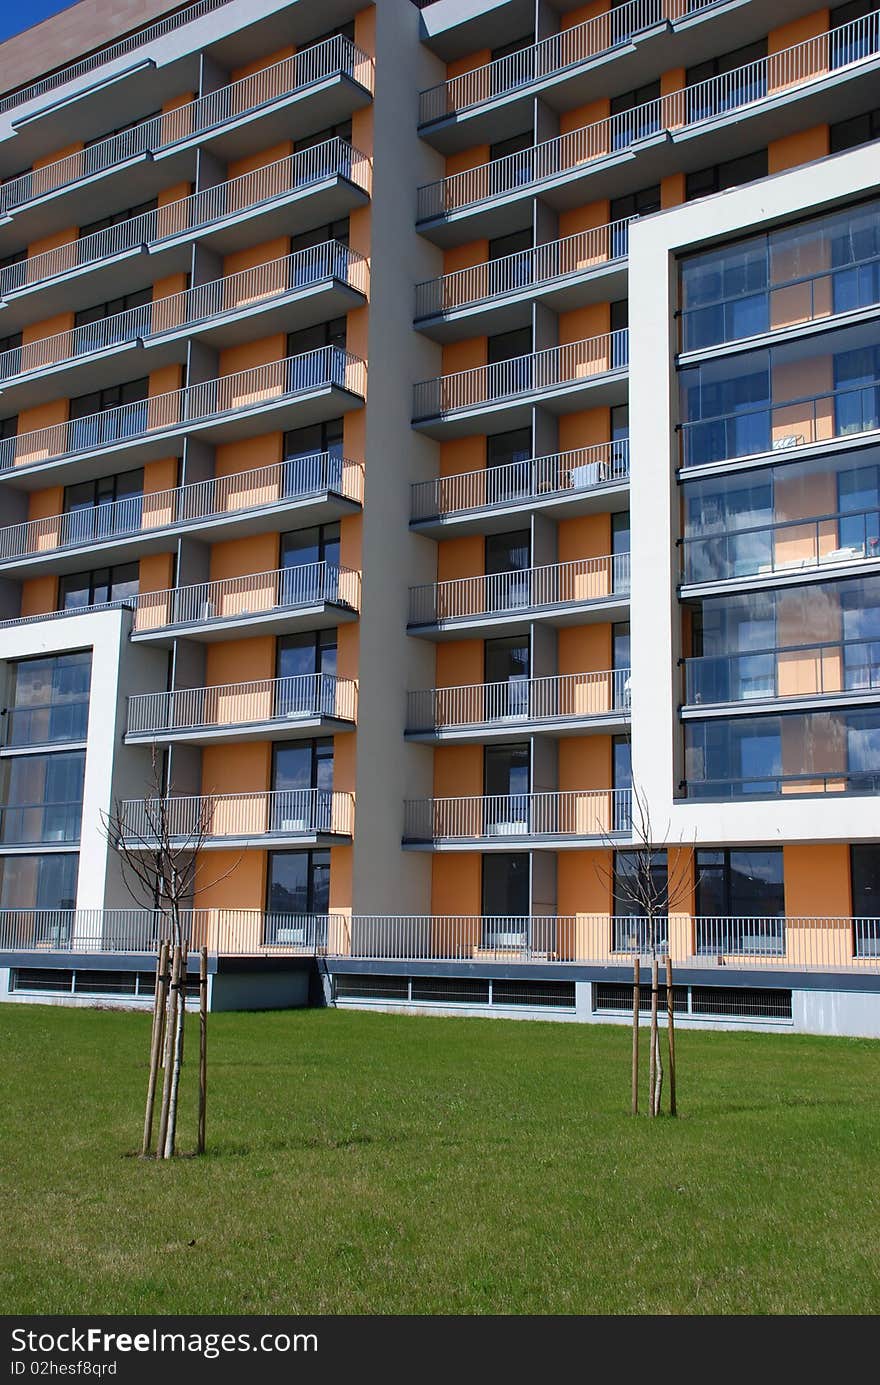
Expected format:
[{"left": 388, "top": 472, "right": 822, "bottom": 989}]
[{"left": 0, "top": 0, "right": 81, "bottom": 42}]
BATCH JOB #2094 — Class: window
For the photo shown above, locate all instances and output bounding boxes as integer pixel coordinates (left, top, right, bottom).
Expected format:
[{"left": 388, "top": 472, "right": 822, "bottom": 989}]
[
  {"left": 851, "top": 844, "right": 880, "bottom": 955},
  {"left": 830, "top": 1, "right": 880, "bottom": 68},
  {"left": 486, "top": 427, "right": 531, "bottom": 503},
  {"left": 83, "top": 112, "right": 160, "bottom": 148},
  {"left": 290, "top": 218, "right": 350, "bottom": 285},
  {"left": 483, "top": 745, "right": 530, "bottom": 834},
  {"left": 834, "top": 344, "right": 880, "bottom": 436},
  {"left": 489, "top": 131, "right": 533, "bottom": 196},
  {"left": 612, "top": 511, "right": 630, "bottom": 593},
  {"left": 612, "top": 850, "right": 668, "bottom": 951},
  {"left": 299, "top": 21, "right": 355, "bottom": 48},
  {"left": 68, "top": 378, "right": 149, "bottom": 451},
  {"left": 271, "top": 740, "right": 333, "bottom": 832},
  {"left": 0, "top": 330, "right": 22, "bottom": 364},
  {"left": 686, "top": 40, "right": 767, "bottom": 122},
  {"left": 276, "top": 630, "right": 337, "bottom": 716},
  {"left": 57, "top": 563, "right": 138, "bottom": 611},
  {"left": 73, "top": 288, "right": 152, "bottom": 343},
  {"left": 487, "top": 328, "right": 532, "bottom": 397},
  {"left": 0, "top": 751, "right": 85, "bottom": 846},
  {"left": 79, "top": 199, "right": 157, "bottom": 240},
  {"left": 6, "top": 652, "right": 91, "bottom": 747},
  {"left": 265, "top": 849, "right": 331, "bottom": 944},
  {"left": 63, "top": 468, "right": 144, "bottom": 542},
  {"left": 484, "top": 636, "right": 530, "bottom": 718},
  {"left": 695, "top": 850, "right": 784, "bottom": 953},
  {"left": 610, "top": 81, "right": 661, "bottom": 147},
  {"left": 610, "top": 299, "right": 628, "bottom": 367},
  {"left": 481, "top": 853, "right": 530, "bottom": 946},
  {"left": 282, "top": 418, "right": 344, "bottom": 494},
  {"left": 291, "top": 218, "right": 349, "bottom": 252},
  {"left": 610, "top": 184, "right": 661, "bottom": 221},
  {"left": 0, "top": 248, "right": 26, "bottom": 272},
  {"left": 487, "top": 227, "right": 533, "bottom": 295},
  {"left": 294, "top": 121, "right": 352, "bottom": 179},
  {"left": 686, "top": 148, "right": 768, "bottom": 202},
  {"left": 485, "top": 529, "right": 531, "bottom": 609},
  {"left": 280, "top": 522, "right": 340, "bottom": 605},
  {"left": 832, "top": 106, "right": 880, "bottom": 154},
  {"left": 611, "top": 404, "right": 629, "bottom": 470},
  {"left": 286, "top": 318, "right": 347, "bottom": 391},
  {"left": 0, "top": 853, "right": 78, "bottom": 913},
  {"left": 0, "top": 415, "right": 18, "bottom": 443},
  {"left": 613, "top": 622, "right": 630, "bottom": 709}
]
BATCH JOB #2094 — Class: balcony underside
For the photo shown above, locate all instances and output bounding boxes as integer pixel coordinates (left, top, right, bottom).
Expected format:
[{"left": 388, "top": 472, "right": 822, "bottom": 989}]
[
  {"left": 408, "top": 596, "right": 629, "bottom": 640},
  {"left": 123, "top": 830, "right": 352, "bottom": 850},
  {"left": 403, "top": 832, "right": 631, "bottom": 851},
  {"left": 3, "top": 382, "right": 364, "bottom": 492},
  {"left": 0, "top": 491, "right": 361, "bottom": 579},
  {"left": 405, "top": 710, "right": 629, "bottom": 744},
  {"left": 417, "top": 0, "right": 805, "bottom": 126},
  {"left": 413, "top": 370, "right": 627, "bottom": 437},
  {"left": 0, "top": 280, "right": 366, "bottom": 412},
  {"left": 414, "top": 260, "right": 628, "bottom": 343},
  {"left": 0, "top": 177, "right": 369, "bottom": 328},
  {"left": 411, "top": 478, "right": 630, "bottom": 538},
  {"left": 125, "top": 713, "right": 356, "bottom": 746},
  {"left": 417, "top": 61, "right": 880, "bottom": 248},
  {"left": 131, "top": 599, "right": 359, "bottom": 647}
]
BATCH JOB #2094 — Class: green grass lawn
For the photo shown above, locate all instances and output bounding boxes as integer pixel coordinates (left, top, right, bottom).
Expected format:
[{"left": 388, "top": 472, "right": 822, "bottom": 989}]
[{"left": 0, "top": 1002, "right": 878, "bottom": 1315}]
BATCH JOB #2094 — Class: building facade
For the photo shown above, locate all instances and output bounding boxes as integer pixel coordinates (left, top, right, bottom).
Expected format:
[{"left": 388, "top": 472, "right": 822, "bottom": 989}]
[{"left": 0, "top": 0, "right": 878, "bottom": 1034}]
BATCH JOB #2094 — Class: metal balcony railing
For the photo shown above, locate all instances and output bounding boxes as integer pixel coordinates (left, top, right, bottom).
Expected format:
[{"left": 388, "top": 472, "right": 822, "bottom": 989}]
[
  {"left": 0, "top": 242, "right": 367, "bottom": 384},
  {"left": 410, "top": 442, "right": 629, "bottom": 522},
  {"left": 680, "top": 379, "right": 880, "bottom": 468},
  {"left": 682, "top": 505, "right": 880, "bottom": 584},
  {"left": 0, "top": 0, "right": 236, "bottom": 116},
  {"left": 413, "top": 331, "right": 628, "bottom": 420},
  {"left": 414, "top": 219, "right": 633, "bottom": 319},
  {"left": 0, "top": 452, "right": 363, "bottom": 564},
  {"left": 406, "top": 670, "right": 631, "bottom": 732},
  {"left": 0, "top": 348, "right": 366, "bottom": 476},
  {"left": 418, "top": 0, "right": 732, "bottom": 124},
  {"left": 417, "top": 9, "right": 880, "bottom": 220},
  {"left": 127, "top": 672, "right": 358, "bottom": 736},
  {"left": 2, "top": 909, "right": 877, "bottom": 969},
  {"left": 0, "top": 36, "right": 373, "bottom": 216},
  {"left": 684, "top": 638, "right": 880, "bottom": 707},
  {"left": 119, "top": 788, "right": 354, "bottom": 843},
  {"left": 131, "top": 561, "right": 361, "bottom": 635},
  {"left": 404, "top": 789, "right": 632, "bottom": 841},
  {"left": 0, "top": 138, "right": 371, "bottom": 300},
  {"left": 408, "top": 554, "right": 631, "bottom": 626},
  {"left": 685, "top": 770, "right": 880, "bottom": 798}
]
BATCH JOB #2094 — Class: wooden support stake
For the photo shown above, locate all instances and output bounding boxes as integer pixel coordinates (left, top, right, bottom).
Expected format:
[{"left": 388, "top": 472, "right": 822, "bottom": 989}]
[
  {"left": 142, "top": 941, "right": 169, "bottom": 1157},
  {"left": 631, "top": 955, "right": 640, "bottom": 1116},
  {"left": 197, "top": 947, "right": 208, "bottom": 1155},
  {"left": 666, "top": 953, "right": 677, "bottom": 1117},
  {"left": 157, "top": 944, "right": 181, "bottom": 1158}
]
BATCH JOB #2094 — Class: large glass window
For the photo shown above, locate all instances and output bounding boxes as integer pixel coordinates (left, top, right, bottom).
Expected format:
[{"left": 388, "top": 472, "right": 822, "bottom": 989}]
[
  {"left": 271, "top": 739, "right": 333, "bottom": 832},
  {"left": 265, "top": 849, "right": 331, "bottom": 944},
  {"left": 484, "top": 636, "right": 529, "bottom": 718},
  {"left": 68, "top": 377, "right": 149, "bottom": 450},
  {"left": 695, "top": 849, "right": 784, "bottom": 953},
  {"left": 485, "top": 528, "right": 531, "bottom": 610},
  {"left": 57, "top": 563, "right": 138, "bottom": 611},
  {"left": 0, "top": 853, "right": 79, "bottom": 914},
  {"left": 286, "top": 318, "right": 346, "bottom": 391},
  {"left": 6, "top": 652, "right": 91, "bottom": 747},
  {"left": 276, "top": 630, "right": 337, "bottom": 716},
  {"left": 280, "top": 522, "right": 340, "bottom": 604},
  {"left": 685, "top": 148, "right": 767, "bottom": 203},
  {"left": 830, "top": 106, "right": 880, "bottom": 154},
  {"left": 79, "top": 198, "right": 157, "bottom": 242},
  {"left": 685, "top": 706, "right": 880, "bottom": 796},
  {"left": 481, "top": 853, "right": 529, "bottom": 946},
  {"left": 612, "top": 849, "right": 668, "bottom": 951},
  {"left": 73, "top": 288, "right": 152, "bottom": 352},
  {"left": 282, "top": 418, "right": 344, "bottom": 495},
  {"left": 851, "top": 844, "right": 880, "bottom": 955},
  {"left": 486, "top": 427, "right": 531, "bottom": 503},
  {"left": 830, "top": 1, "right": 880, "bottom": 67},
  {"left": 63, "top": 468, "right": 143, "bottom": 542},
  {"left": 685, "top": 40, "right": 767, "bottom": 123},
  {"left": 610, "top": 81, "right": 661, "bottom": 148},
  {"left": 0, "top": 751, "right": 85, "bottom": 845},
  {"left": 484, "top": 743, "right": 530, "bottom": 833}
]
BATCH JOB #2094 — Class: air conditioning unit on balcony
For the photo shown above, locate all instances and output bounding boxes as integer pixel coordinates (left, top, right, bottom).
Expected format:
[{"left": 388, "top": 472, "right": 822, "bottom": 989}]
[
  {"left": 280, "top": 818, "right": 308, "bottom": 833},
  {"left": 487, "top": 820, "right": 528, "bottom": 836},
  {"left": 274, "top": 923, "right": 308, "bottom": 944}
]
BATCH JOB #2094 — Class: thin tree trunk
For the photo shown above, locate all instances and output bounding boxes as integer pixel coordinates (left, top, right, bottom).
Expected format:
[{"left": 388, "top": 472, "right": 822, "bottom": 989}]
[
  {"left": 197, "top": 947, "right": 208, "bottom": 1156},
  {"left": 666, "top": 953, "right": 677, "bottom": 1117},
  {"left": 163, "top": 941, "right": 188, "bottom": 1159},
  {"left": 142, "top": 941, "right": 169, "bottom": 1156},
  {"left": 649, "top": 955, "right": 659, "bottom": 1116},
  {"left": 631, "top": 955, "right": 640, "bottom": 1116},
  {"left": 653, "top": 1019, "right": 664, "bottom": 1116},
  {"left": 157, "top": 943, "right": 181, "bottom": 1157}
]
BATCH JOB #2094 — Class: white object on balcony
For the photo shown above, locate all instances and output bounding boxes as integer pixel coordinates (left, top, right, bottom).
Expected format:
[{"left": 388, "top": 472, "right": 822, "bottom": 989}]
[
  {"left": 771, "top": 434, "right": 805, "bottom": 450},
  {"left": 820, "top": 547, "right": 864, "bottom": 563},
  {"left": 570, "top": 462, "right": 600, "bottom": 489},
  {"left": 488, "top": 820, "right": 529, "bottom": 836},
  {"left": 280, "top": 818, "right": 308, "bottom": 833}
]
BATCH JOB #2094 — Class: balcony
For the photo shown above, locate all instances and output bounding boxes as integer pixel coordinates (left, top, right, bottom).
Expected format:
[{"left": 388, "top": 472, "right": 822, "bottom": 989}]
[
  {"left": 131, "top": 561, "right": 360, "bottom": 644},
  {"left": 0, "top": 906, "right": 345, "bottom": 956},
  {"left": 681, "top": 504, "right": 880, "bottom": 594},
  {"left": 416, "top": 9, "right": 880, "bottom": 244},
  {"left": 405, "top": 670, "right": 630, "bottom": 742},
  {"left": 126, "top": 672, "right": 358, "bottom": 745},
  {"left": 683, "top": 639, "right": 880, "bottom": 714},
  {"left": 0, "top": 242, "right": 368, "bottom": 405},
  {"left": 0, "top": 349, "right": 366, "bottom": 489},
  {"left": 403, "top": 789, "right": 632, "bottom": 847},
  {"left": 118, "top": 787, "right": 354, "bottom": 848},
  {"left": 0, "top": 453, "right": 363, "bottom": 577},
  {"left": 414, "top": 219, "right": 632, "bottom": 339},
  {"left": 0, "top": 36, "right": 374, "bottom": 248},
  {"left": 413, "top": 331, "right": 628, "bottom": 436},
  {"left": 0, "top": 138, "right": 371, "bottom": 323},
  {"left": 408, "top": 554, "right": 630, "bottom": 637},
  {"left": 0, "top": 801, "right": 81, "bottom": 849},
  {"left": 410, "top": 442, "right": 629, "bottom": 536},
  {"left": 417, "top": 0, "right": 763, "bottom": 147}
]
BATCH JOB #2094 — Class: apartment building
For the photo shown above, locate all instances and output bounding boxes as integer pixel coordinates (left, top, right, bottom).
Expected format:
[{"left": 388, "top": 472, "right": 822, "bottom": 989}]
[{"left": 0, "top": 0, "right": 878, "bottom": 1035}]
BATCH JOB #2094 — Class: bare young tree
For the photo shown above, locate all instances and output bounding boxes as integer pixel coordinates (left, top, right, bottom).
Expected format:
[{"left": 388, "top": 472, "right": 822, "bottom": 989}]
[
  {"left": 597, "top": 780, "right": 697, "bottom": 1118},
  {"left": 102, "top": 748, "right": 239, "bottom": 1159}
]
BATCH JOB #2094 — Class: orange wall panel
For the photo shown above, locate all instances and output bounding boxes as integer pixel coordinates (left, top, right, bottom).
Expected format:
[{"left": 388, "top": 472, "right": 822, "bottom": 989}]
[
  {"left": 21, "top": 312, "right": 73, "bottom": 345},
  {"left": 558, "top": 200, "right": 610, "bottom": 238},
  {"left": 209, "top": 533, "right": 279, "bottom": 582},
  {"left": 143, "top": 457, "right": 178, "bottom": 494},
  {"left": 18, "top": 398, "right": 67, "bottom": 434},
  {"left": 138, "top": 552, "right": 174, "bottom": 595},
  {"left": 27, "top": 227, "right": 76, "bottom": 258},
  {"left": 223, "top": 237, "right": 290, "bottom": 278},
  {"left": 436, "top": 640, "right": 483, "bottom": 688},
  {"left": 27, "top": 486, "right": 64, "bottom": 522},
  {"left": 444, "top": 240, "right": 489, "bottom": 275},
  {"left": 662, "top": 173, "right": 685, "bottom": 209},
  {"left": 447, "top": 48, "right": 491, "bottom": 80},
  {"left": 769, "top": 9, "right": 829, "bottom": 50},
  {"left": 228, "top": 142, "right": 292, "bottom": 180},
  {"left": 769, "top": 126, "right": 829, "bottom": 173},
  {"left": 558, "top": 512, "right": 611, "bottom": 563},
  {"left": 558, "top": 407, "right": 610, "bottom": 450},
  {"left": 439, "top": 436, "right": 486, "bottom": 477},
  {"left": 202, "top": 740, "right": 271, "bottom": 795},
  {"left": 557, "top": 849, "right": 612, "bottom": 915},
  {"left": 329, "top": 845, "right": 353, "bottom": 910},
  {"left": 206, "top": 636, "right": 276, "bottom": 686},
  {"left": 148, "top": 364, "right": 182, "bottom": 396},
  {"left": 558, "top": 302, "right": 609, "bottom": 345},
  {"left": 561, "top": 2, "right": 609, "bottom": 29},
  {"left": 558, "top": 623, "right": 612, "bottom": 674},
  {"left": 152, "top": 273, "right": 188, "bottom": 299},
  {"left": 231, "top": 46, "right": 295, "bottom": 81},
  {"left": 558, "top": 735, "right": 612, "bottom": 791},
  {"left": 431, "top": 852, "right": 481, "bottom": 914},
  {"left": 433, "top": 743, "right": 482, "bottom": 797},
  {"left": 219, "top": 333, "right": 285, "bottom": 376},
  {"left": 194, "top": 850, "right": 265, "bottom": 912},
  {"left": 337, "top": 622, "right": 360, "bottom": 681},
  {"left": 20, "top": 576, "right": 56, "bottom": 617},
  {"left": 783, "top": 843, "right": 850, "bottom": 916},
  {"left": 437, "top": 533, "right": 484, "bottom": 582},
  {"left": 215, "top": 433, "right": 282, "bottom": 477},
  {"left": 560, "top": 98, "right": 609, "bottom": 135},
  {"left": 446, "top": 144, "right": 490, "bottom": 177},
  {"left": 442, "top": 336, "right": 487, "bottom": 375}
]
